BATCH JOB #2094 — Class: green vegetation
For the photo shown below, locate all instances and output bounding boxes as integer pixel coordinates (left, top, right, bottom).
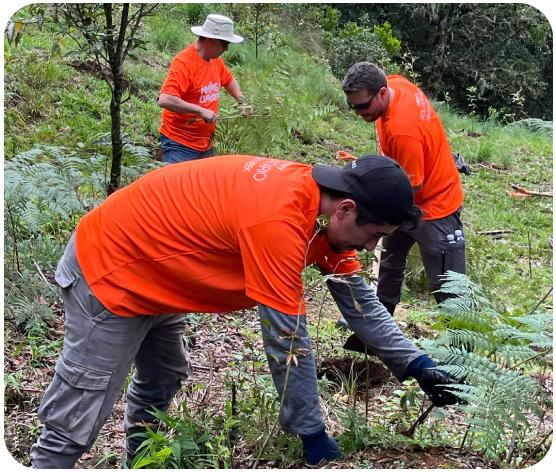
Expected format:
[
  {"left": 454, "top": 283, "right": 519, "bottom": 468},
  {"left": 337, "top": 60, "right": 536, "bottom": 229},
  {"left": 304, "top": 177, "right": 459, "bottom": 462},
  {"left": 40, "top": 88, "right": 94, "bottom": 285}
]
[
  {"left": 424, "top": 272, "right": 552, "bottom": 463},
  {"left": 4, "top": 3, "right": 552, "bottom": 469},
  {"left": 331, "top": 3, "right": 553, "bottom": 120}
]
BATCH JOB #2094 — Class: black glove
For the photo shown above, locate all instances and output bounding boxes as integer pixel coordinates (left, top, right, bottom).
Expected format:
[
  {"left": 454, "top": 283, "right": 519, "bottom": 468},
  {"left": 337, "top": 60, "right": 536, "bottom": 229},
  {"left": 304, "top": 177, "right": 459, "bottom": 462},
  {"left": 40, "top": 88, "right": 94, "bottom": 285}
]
[
  {"left": 301, "top": 427, "right": 342, "bottom": 465},
  {"left": 405, "top": 355, "right": 461, "bottom": 407}
]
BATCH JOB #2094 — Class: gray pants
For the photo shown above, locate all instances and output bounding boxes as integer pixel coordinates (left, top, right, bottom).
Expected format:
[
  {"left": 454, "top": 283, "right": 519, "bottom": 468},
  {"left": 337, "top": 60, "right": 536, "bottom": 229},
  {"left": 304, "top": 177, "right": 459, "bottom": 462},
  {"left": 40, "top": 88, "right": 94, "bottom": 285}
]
[
  {"left": 30, "top": 235, "right": 192, "bottom": 468},
  {"left": 377, "top": 208, "right": 466, "bottom": 306}
]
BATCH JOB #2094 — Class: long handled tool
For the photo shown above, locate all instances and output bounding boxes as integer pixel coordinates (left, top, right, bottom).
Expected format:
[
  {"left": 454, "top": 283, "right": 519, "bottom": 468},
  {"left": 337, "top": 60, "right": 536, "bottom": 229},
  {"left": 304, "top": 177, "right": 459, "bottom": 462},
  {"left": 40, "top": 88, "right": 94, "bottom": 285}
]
[{"left": 400, "top": 403, "right": 435, "bottom": 438}]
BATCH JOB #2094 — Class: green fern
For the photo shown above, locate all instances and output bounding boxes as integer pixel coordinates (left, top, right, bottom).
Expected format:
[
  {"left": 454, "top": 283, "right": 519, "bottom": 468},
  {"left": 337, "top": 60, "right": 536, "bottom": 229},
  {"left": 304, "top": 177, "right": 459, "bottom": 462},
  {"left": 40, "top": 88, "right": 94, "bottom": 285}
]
[
  {"left": 508, "top": 119, "right": 553, "bottom": 137},
  {"left": 421, "top": 272, "right": 552, "bottom": 462},
  {"left": 4, "top": 144, "right": 162, "bottom": 333}
]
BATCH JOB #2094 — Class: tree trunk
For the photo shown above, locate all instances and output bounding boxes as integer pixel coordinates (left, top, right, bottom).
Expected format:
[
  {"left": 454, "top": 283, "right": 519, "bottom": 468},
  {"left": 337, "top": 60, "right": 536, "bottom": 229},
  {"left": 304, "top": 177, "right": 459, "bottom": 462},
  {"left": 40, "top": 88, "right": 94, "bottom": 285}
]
[
  {"left": 105, "top": 3, "right": 128, "bottom": 195},
  {"left": 107, "top": 85, "right": 123, "bottom": 195},
  {"left": 427, "top": 4, "right": 455, "bottom": 99}
]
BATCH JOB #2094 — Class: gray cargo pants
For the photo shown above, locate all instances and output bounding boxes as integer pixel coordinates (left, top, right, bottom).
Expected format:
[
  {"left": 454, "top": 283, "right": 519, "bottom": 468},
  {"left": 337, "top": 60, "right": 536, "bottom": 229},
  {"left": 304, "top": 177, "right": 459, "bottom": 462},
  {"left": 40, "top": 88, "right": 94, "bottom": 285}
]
[
  {"left": 30, "top": 234, "right": 192, "bottom": 468},
  {"left": 377, "top": 208, "right": 466, "bottom": 306}
]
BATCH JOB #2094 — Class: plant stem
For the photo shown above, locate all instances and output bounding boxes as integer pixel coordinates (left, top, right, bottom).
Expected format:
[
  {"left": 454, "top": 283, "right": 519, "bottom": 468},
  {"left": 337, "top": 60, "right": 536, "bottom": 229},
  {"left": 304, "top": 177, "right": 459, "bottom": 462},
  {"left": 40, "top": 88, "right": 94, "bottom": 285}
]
[
  {"left": 5, "top": 202, "right": 21, "bottom": 273},
  {"left": 402, "top": 403, "right": 434, "bottom": 438},
  {"left": 252, "top": 416, "right": 280, "bottom": 468},
  {"left": 510, "top": 349, "right": 550, "bottom": 370},
  {"left": 365, "top": 347, "right": 369, "bottom": 419},
  {"left": 314, "top": 286, "right": 329, "bottom": 367},
  {"left": 459, "top": 414, "right": 475, "bottom": 453},
  {"left": 254, "top": 226, "right": 325, "bottom": 469},
  {"left": 521, "top": 428, "right": 553, "bottom": 466},
  {"left": 527, "top": 230, "right": 532, "bottom": 278},
  {"left": 506, "top": 419, "right": 517, "bottom": 464},
  {"left": 525, "top": 287, "right": 553, "bottom": 319}
]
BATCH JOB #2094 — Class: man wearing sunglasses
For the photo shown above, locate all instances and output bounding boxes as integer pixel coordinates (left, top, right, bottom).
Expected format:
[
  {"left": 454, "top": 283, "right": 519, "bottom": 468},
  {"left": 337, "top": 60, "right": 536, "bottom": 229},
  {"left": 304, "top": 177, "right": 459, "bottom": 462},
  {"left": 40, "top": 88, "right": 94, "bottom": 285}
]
[
  {"left": 158, "top": 14, "right": 253, "bottom": 163},
  {"left": 341, "top": 62, "right": 466, "bottom": 318}
]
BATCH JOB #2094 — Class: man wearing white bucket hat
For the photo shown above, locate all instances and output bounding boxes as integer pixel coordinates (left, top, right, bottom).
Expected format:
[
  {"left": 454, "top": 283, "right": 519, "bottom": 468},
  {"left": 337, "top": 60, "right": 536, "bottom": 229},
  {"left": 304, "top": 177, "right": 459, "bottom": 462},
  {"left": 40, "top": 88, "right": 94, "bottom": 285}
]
[{"left": 158, "top": 14, "right": 253, "bottom": 163}]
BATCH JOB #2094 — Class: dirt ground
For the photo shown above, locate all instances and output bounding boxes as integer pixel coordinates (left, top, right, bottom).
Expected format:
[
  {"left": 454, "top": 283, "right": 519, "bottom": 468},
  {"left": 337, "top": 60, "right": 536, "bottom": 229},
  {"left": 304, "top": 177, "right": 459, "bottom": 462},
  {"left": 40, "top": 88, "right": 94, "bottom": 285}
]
[{"left": 3, "top": 286, "right": 552, "bottom": 469}]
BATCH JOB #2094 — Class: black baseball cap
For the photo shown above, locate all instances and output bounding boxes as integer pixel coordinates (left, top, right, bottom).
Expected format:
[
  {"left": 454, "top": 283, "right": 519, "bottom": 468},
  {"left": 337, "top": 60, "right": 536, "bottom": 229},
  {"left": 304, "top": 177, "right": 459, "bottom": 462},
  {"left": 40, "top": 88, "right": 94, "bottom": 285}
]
[{"left": 312, "top": 154, "right": 415, "bottom": 226}]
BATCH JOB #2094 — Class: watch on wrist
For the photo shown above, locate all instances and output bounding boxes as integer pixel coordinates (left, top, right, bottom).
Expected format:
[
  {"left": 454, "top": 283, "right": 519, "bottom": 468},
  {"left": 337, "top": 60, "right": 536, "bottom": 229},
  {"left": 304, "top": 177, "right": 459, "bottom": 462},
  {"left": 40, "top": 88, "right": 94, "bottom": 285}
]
[{"left": 238, "top": 97, "right": 248, "bottom": 105}]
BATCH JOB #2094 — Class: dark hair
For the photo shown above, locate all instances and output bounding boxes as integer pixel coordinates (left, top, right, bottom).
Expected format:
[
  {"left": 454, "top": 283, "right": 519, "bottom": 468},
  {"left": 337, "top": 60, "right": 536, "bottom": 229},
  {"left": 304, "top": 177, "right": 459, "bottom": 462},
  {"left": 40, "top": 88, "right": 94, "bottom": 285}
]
[
  {"left": 396, "top": 205, "right": 424, "bottom": 231},
  {"left": 319, "top": 185, "right": 423, "bottom": 229},
  {"left": 342, "top": 62, "right": 387, "bottom": 96}
]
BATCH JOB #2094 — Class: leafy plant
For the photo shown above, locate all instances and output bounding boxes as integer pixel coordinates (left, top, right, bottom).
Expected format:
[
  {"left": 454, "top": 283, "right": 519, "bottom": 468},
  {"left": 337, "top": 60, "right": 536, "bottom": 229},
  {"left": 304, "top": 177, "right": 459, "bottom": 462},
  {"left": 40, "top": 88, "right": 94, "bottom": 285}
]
[
  {"left": 184, "top": 3, "right": 212, "bottom": 26},
  {"left": 508, "top": 119, "right": 553, "bottom": 137},
  {"left": 337, "top": 406, "right": 372, "bottom": 453},
  {"left": 129, "top": 403, "right": 235, "bottom": 469},
  {"left": 373, "top": 22, "right": 401, "bottom": 57},
  {"left": 422, "top": 271, "right": 553, "bottom": 463},
  {"left": 4, "top": 144, "right": 161, "bottom": 335},
  {"left": 6, "top": 3, "right": 159, "bottom": 193},
  {"left": 325, "top": 22, "right": 393, "bottom": 78},
  {"left": 4, "top": 373, "right": 23, "bottom": 410},
  {"left": 214, "top": 42, "right": 341, "bottom": 158}
]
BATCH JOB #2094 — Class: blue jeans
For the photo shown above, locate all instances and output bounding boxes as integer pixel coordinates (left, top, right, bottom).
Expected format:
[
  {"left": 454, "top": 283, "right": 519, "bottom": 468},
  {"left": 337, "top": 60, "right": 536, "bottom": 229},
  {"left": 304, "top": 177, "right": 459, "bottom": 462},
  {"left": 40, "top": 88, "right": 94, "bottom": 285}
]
[{"left": 160, "top": 133, "right": 215, "bottom": 163}]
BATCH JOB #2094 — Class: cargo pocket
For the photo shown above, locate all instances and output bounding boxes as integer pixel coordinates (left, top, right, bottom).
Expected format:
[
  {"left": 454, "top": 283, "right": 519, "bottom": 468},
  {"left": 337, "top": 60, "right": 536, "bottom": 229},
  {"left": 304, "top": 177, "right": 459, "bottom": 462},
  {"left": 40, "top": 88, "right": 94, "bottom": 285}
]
[
  {"left": 443, "top": 239, "right": 467, "bottom": 275},
  {"left": 55, "top": 254, "right": 80, "bottom": 289},
  {"left": 39, "top": 347, "right": 112, "bottom": 446}
]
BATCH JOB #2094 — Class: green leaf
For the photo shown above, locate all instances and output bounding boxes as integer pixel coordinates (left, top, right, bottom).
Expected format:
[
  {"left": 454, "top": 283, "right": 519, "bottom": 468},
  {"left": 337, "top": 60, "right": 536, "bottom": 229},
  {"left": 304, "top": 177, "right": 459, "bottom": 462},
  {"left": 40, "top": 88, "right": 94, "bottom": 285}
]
[
  {"left": 12, "top": 342, "right": 24, "bottom": 356},
  {"left": 156, "top": 446, "right": 171, "bottom": 457},
  {"left": 92, "top": 453, "right": 116, "bottom": 469},
  {"left": 15, "top": 24, "right": 26, "bottom": 47},
  {"left": 169, "top": 441, "right": 181, "bottom": 463},
  {"left": 431, "top": 408, "right": 448, "bottom": 420}
]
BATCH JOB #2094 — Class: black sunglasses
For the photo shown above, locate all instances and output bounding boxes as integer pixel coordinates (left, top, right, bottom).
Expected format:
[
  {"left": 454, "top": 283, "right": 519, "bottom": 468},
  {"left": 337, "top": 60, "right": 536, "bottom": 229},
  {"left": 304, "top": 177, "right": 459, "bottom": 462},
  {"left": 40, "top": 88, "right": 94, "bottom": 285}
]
[{"left": 346, "top": 88, "right": 382, "bottom": 111}]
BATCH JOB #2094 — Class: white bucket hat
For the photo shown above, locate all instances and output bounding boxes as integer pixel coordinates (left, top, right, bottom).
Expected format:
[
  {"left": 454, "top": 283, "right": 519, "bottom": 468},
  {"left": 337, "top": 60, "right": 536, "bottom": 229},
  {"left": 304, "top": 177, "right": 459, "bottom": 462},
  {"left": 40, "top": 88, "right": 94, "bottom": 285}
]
[{"left": 191, "top": 14, "right": 244, "bottom": 43}]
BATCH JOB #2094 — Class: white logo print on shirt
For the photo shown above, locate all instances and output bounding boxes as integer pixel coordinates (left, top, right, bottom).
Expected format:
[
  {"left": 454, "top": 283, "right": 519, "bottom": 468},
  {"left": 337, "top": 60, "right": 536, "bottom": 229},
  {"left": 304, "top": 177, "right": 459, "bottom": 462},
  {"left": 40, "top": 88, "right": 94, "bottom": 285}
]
[
  {"left": 243, "top": 157, "right": 293, "bottom": 181},
  {"left": 199, "top": 81, "right": 220, "bottom": 104}
]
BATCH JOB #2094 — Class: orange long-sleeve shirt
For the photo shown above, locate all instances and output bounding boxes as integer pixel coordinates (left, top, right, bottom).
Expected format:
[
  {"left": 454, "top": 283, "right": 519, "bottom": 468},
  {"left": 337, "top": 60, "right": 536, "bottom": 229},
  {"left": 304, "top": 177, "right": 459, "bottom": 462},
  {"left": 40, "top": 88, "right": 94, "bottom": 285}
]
[{"left": 75, "top": 156, "right": 360, "bottom": 317}]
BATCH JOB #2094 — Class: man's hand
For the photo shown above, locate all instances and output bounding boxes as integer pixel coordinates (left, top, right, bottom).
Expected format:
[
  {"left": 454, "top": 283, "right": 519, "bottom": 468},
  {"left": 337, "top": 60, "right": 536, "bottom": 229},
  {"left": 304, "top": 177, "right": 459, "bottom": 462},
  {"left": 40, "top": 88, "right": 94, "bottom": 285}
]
[
  {"left": 415, "top": 367, "right": 460, "bottom": 407},
  {"left": 406, "top": 355, "right": 462, "bottom": 407},
  {"left": 301, "top": 428, "right": 342, "bottom": 465},
  {"left": 237, "top": 97, "right": 254, "bottom": 117},
  {"left": 199, "top": 108, "right": 218, "bottom": 123}
]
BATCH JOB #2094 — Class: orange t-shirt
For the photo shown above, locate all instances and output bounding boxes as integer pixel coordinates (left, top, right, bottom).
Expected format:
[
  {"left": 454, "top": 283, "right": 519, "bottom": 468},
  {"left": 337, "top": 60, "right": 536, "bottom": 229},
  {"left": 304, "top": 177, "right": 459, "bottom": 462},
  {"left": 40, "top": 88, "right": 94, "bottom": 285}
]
[
  {"left": 75, "top": 156, "right": 361, "bottom": 317},
  {"left": 159, "top": 43, "right": 234, "bottom": 151},
  {"left": 376, "top": 76, "right": 463, "bottom": 219}
]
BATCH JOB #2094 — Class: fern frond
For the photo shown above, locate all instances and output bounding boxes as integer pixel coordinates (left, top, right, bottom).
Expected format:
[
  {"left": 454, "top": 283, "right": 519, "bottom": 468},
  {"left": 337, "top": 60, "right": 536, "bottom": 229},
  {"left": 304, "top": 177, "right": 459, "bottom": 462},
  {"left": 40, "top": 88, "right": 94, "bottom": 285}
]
[
  {"left": 509, "top": 118, "right": 553, "bottom": 136},
  {"left": 495, "top": 344, "right": 538, "bottom": 364},
  {"left": 423, "top": 272, "right": 552, "bottom": 461},
  {"left": 438, "top": 329, "right": 494, "bottom": 353},
  {"left": 5, "top": 144, "right": 161, "bottom": 335},
  {"left": 512, "top": 312, "right": 553, "bottom": 333}
]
